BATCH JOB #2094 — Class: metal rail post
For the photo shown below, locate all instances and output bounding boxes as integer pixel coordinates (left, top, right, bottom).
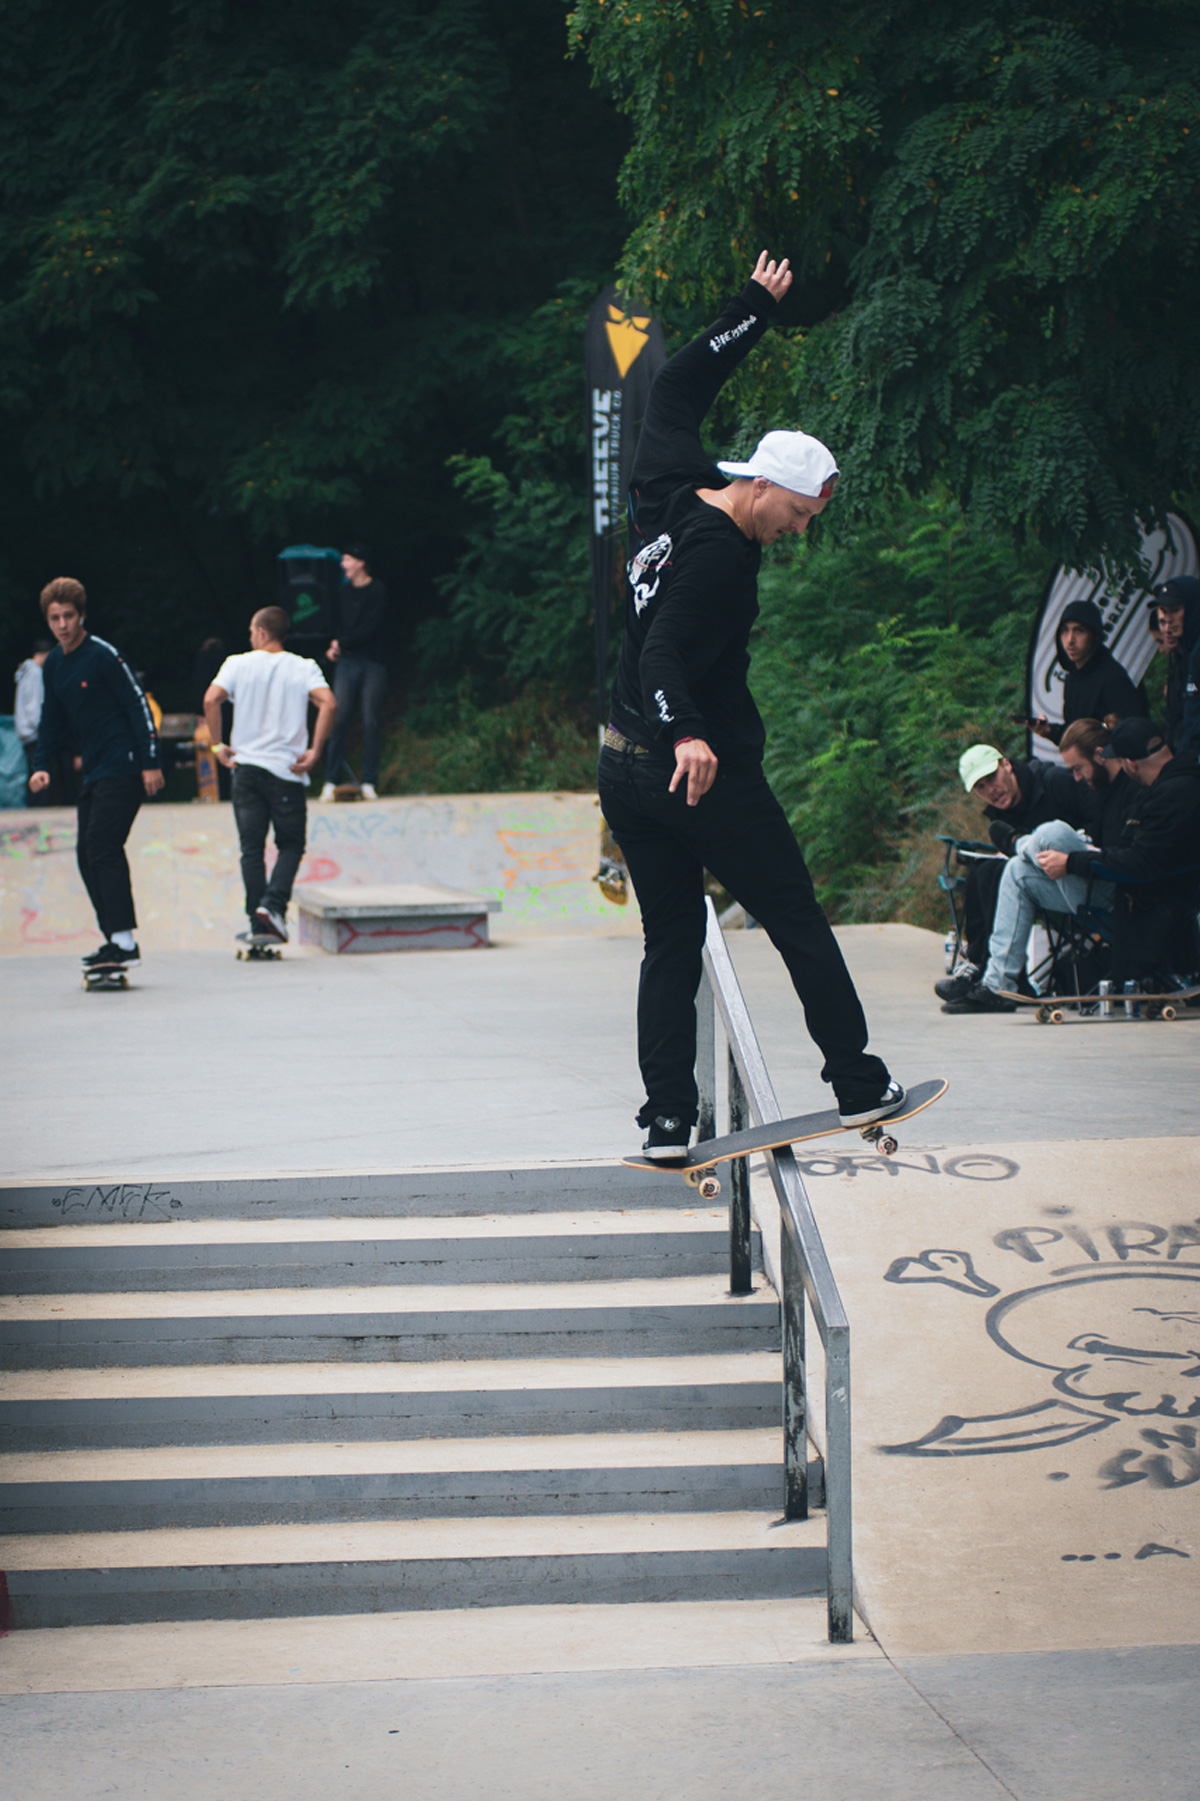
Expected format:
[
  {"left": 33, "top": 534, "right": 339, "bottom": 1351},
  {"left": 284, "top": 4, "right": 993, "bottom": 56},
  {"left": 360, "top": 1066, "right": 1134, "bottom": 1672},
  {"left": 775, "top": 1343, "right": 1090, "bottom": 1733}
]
[
  {"left": 780, "top": 1203, "right": 808, "bottom": 1520},
  {"left": 727, "top": 1047, "right": 752, "bottom": 1296},
  {"left": 696, "top": 975, "right": 716, "bottom": 1145}
]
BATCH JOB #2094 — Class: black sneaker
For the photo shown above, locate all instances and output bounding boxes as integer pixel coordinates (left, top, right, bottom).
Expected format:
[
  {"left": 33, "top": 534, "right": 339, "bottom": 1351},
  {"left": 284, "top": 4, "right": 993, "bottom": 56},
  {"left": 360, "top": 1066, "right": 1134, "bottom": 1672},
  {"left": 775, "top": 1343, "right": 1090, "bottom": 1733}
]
[
  {"left": 82, "top": 942, "right": 140, "bottom": 967},
  {"left": 641, "top": 1115, "right": 691, "bottom": 1161},
  {"left": 988, "top": 820, "right": 1018, "bottom": 857},
  {"left": 252, "top": 907, "right": 289, "bottom": 943},
  {"left": 838, "top": 1081, "right": 906, "bottom": 1129},
  {"left": 958, "top": 981, "right": 1016, "bottom": 1013},
  {"left": 934, "top": 961, "right": 978, "bottom": 1003}
]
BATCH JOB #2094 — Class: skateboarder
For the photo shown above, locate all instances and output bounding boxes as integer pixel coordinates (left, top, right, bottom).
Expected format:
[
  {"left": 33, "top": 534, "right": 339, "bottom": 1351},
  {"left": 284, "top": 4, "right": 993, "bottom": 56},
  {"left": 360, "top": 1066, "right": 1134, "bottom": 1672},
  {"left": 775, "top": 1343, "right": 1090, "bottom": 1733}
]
[
  {"left": 598, "top": 251, "right": 904, "bottom": 1159},
  {"left": 204, "top": 607, "right": 336, "bottom": 942},
  {"left": 28, "top": 578, "right": 162, "bottom": 970}
]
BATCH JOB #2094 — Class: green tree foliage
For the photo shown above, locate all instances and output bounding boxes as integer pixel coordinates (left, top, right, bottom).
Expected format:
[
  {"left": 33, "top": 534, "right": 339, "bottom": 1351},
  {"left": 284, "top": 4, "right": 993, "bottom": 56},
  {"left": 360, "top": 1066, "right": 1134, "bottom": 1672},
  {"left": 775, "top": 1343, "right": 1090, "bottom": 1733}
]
[
  {"left": 572, "top": 0, "right": 1200, "bottom": 566},
  {"left": 418, "top": 282, "right": 598, "bottom": 703},
  {"left": 752, "top": 489, "right": 1045, "bottom": 921},
  {"left": 0, "top": 0, "right": 626, "bottom": 699}
]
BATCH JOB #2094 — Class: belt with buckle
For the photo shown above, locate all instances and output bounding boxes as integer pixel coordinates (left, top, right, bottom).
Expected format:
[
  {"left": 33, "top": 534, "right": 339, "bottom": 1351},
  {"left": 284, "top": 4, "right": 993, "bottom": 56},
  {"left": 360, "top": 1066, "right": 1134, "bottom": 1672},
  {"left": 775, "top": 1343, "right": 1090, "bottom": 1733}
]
[{"left": 603, "top": 725, "right": 650, "bottom": 756}]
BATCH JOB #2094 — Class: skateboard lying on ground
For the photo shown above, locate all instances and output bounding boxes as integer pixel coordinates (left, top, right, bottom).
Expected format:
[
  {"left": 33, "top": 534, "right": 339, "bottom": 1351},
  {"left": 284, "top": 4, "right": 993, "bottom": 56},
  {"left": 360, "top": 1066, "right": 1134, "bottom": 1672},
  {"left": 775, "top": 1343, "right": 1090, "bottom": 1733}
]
[
  {"left": 82, "top": 959, "right": 132, "bottom": 993},
  {"left": 623, "top": 1078, "right": 948, "bottom": 1198},
  {"left": 236, "top": 931, "right": 283, "bottom": 962},
  {"left": 997, "top": 986, "right": 1200, "bottom": 1023}
]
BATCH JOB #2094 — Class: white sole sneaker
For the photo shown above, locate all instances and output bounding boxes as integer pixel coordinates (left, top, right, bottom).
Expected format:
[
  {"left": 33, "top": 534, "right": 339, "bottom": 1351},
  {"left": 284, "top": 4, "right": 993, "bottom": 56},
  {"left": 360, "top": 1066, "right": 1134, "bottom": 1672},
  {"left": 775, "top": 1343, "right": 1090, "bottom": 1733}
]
[{"left": 838, "top": 1082, "right": 907, "bottom": 1129}]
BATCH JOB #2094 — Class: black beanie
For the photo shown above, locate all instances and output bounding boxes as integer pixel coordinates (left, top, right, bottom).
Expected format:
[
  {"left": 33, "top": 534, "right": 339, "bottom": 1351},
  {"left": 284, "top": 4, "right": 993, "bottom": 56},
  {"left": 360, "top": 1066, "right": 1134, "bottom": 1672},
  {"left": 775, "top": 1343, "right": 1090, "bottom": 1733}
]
[{"left": 1057, "top": 598, "right": 1105, "bottom": 641}]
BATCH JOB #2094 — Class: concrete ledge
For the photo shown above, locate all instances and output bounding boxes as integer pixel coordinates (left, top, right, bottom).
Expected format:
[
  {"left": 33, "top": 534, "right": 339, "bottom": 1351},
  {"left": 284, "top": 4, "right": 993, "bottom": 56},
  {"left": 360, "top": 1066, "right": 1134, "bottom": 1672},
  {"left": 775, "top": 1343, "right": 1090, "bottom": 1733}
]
[
  {"left": 0, "top": 1163, "right": 672, "bottom": 1229},
  {"left": 296, "top": 881, "right": 500, "bottom": 954},
  {"left": 1, "top": 1512, "right": 827, "bottom": 1627}
]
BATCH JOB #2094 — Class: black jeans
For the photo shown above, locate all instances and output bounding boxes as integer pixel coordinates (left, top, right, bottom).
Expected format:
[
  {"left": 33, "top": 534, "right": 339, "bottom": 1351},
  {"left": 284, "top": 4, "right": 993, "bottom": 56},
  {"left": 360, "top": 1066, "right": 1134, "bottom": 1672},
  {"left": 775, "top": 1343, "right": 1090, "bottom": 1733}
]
[
  {"left": 231, "top": 763, "right": 307, "bottom": 919},
  {"left": 76, "top": 773, "right": 143, "bottom": 938},
  {"left": 598, "top": 745, "right": 889, "bottom": 1125},
  {"left": 962, "top": 857, "right": 1005, "bottom": 969},
  {"left": 324, "top": 654, "right": 387, "bottom": 785}
]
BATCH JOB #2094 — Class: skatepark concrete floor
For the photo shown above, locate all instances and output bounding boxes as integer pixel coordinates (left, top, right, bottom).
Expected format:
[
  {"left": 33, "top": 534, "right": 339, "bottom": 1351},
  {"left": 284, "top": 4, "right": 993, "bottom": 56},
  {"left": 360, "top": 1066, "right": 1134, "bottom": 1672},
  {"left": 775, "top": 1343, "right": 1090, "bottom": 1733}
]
[
  {"left": 3, "top": 921, "right": 1197, "bottom": 1796},
  {"left": 2, "top": 922, "right": 1196, "bottom": 1179}
]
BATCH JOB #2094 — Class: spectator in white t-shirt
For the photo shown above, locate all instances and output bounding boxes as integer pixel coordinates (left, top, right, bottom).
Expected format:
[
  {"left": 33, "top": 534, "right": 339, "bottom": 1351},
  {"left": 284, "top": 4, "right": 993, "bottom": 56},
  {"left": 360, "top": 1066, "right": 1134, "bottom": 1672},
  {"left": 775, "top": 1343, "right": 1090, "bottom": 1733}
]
[{"left": 203, "top": 606, "right": 336, "bottom": 942}]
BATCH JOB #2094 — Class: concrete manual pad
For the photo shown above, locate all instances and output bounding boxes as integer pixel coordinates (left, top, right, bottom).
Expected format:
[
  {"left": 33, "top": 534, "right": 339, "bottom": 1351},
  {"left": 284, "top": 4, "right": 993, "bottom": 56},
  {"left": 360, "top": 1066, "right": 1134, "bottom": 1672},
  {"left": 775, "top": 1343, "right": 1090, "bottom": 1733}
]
[{"left": 801, "top": 1134, "right": 1200, "bottom": 1655}]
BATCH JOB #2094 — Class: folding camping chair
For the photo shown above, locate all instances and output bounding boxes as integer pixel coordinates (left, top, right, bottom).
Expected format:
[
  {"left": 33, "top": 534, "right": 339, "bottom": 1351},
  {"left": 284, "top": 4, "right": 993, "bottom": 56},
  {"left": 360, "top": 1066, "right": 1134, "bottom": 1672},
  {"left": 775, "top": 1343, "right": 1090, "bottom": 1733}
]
[{"left": 936, "top": 833, "right": 1113, "bottom": 998}]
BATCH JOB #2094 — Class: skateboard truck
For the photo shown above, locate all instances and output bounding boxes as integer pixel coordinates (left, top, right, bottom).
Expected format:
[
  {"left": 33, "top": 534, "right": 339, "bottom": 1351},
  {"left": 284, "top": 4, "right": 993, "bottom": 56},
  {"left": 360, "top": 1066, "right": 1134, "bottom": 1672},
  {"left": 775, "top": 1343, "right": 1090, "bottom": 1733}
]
[
  {"left": 236, "top": 931, "right": 283, "bottom": 962},
  {"left": 682, "top": 1115, "right": 902, "bottom": 1197}
]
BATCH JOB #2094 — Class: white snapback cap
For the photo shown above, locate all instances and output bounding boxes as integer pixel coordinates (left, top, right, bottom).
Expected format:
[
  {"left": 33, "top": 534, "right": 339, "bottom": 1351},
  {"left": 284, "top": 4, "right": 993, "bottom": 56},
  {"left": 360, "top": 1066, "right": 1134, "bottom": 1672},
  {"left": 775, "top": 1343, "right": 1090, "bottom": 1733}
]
[{"left": 716, "top": 429, "right": 839, "bottom": 498}]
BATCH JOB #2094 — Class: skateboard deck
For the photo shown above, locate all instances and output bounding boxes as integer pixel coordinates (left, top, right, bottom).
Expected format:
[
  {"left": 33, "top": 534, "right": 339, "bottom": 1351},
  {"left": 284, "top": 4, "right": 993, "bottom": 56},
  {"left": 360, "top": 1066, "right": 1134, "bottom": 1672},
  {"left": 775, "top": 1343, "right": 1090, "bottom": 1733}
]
[
  {"left": 194, "top": 726, "right": 220, "bottom": 803},
  {"left": 236, "top": 931, "right": 283, "bottom": 962},
  {"left": 997, "top": 987, "right": 1200, "bottom": 1022},
  {"left": 623, "top": 1078, "right": 948, "bottom": 1196},
  {"left": 82, "top": 961, "right": 131, "bottom": 991}
]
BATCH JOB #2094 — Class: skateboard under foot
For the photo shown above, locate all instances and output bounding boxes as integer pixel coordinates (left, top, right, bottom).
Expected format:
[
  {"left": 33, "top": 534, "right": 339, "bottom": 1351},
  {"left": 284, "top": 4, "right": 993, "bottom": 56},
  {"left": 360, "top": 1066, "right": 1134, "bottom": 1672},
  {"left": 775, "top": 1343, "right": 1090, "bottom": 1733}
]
[
  {"left": 236, "top": 931, "right": 283, "bottom": 962},
  {"left": 623, "top": 1077, "right": 948, "bottom": 1198},
  {"left": 82, "top": 961, "right": 131, "bottom": 992}
]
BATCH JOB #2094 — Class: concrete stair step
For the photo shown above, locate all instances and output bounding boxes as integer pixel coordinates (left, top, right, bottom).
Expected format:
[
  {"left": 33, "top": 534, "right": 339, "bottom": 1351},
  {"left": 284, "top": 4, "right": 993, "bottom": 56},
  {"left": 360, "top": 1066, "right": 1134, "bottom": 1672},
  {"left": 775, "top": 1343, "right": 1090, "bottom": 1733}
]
[
  {"left": 0, "top": 1352, "right": 780, "bottom": 1448},
  {"left": 1, "top": 1510, "right": 826, "bottom": 1627},
  {"left": 0, "top": 1429, "right": 783, "bottom": 1531},
  {"left": 0, "top": 1275, "right": 780, "bottom": 1367},
  {"left": 1, "top": 1211, "right": 761, "bottom": 1293}
]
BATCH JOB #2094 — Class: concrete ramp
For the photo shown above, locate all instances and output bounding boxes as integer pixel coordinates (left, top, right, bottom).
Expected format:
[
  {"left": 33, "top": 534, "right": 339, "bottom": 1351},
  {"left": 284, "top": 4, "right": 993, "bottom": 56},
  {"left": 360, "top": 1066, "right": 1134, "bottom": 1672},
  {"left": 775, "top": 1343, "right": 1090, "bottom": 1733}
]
[{"left": 786, "top": 1134, "right": 1200, "bottom": 1655}]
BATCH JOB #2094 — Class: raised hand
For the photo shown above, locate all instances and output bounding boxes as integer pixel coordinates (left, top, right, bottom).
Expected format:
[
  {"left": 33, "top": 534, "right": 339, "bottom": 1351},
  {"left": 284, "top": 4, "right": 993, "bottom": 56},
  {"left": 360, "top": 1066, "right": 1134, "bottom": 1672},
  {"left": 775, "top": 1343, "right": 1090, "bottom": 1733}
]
[{"left": 750, "top": 251, "right": 792, "bottom": 302}]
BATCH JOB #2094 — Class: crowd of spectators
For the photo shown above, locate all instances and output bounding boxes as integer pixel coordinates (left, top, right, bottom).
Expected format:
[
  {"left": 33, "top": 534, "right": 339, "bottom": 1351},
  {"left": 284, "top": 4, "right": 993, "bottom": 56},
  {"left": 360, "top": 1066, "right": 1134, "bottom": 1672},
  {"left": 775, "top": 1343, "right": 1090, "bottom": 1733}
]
[{"left": 939, "top": 576, "right": 1200, "bottom": 1011}]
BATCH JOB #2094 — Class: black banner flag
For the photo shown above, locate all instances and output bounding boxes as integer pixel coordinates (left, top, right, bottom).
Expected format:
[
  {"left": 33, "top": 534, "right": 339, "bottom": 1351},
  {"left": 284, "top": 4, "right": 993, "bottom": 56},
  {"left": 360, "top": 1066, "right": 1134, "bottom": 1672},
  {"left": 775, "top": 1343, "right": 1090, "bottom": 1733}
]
[{"left": 585, "top": 287, "right": 665, "bottom": 725}]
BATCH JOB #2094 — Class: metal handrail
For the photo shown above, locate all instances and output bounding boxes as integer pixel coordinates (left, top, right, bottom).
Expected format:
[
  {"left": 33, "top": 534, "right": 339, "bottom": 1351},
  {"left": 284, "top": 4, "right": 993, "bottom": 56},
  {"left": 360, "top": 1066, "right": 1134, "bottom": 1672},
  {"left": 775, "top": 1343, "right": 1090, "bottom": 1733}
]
[{"left": 697, "top": 899, "right": 854, "bottom": 1643}]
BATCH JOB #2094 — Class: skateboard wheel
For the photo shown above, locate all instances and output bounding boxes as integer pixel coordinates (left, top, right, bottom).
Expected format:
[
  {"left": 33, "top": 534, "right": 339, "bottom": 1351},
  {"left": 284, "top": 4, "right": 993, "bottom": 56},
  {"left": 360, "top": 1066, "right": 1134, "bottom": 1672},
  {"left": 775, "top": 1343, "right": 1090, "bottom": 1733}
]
[
  {"left": 697, "top": 1176, "right": 722, "bottom": 1200},
  {"left": 1035, "top": 1006, "right": 1050, "bottom": 1024},
  {"left": 683, "top": 1167, "right": 705, "bottom": 1188},
  {"left": 1162, "top": 1005, "right": 1177, "bottom": 1021},
  {"left": 878, "top": 1136, "right": 899, "bottom": 1157},
  {"left": 859, "top": 1124, "right": 882, "bottom": 1145},
  {"left": 1049, "top": 1009, "right": 1065, "bottom": 1025}
]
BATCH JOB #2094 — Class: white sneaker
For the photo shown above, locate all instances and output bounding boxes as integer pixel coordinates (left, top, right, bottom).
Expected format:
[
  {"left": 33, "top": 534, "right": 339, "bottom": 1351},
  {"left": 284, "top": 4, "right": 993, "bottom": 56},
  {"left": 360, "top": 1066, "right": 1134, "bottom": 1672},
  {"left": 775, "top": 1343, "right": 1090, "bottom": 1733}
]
[
  {"left": 318, "top": 783, "right": 336, "bottom": 801},
  {"left": 360, "top": 783, "right": 378, "bottom": 801}
]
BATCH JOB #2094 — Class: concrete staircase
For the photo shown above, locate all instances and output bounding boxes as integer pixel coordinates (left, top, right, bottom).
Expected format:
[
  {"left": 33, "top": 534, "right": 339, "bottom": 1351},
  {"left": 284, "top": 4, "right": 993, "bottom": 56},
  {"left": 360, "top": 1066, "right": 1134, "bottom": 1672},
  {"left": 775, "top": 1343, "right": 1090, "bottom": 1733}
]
[{"left": 0, "top": 1170, "right": 824, "bottom": 1628}]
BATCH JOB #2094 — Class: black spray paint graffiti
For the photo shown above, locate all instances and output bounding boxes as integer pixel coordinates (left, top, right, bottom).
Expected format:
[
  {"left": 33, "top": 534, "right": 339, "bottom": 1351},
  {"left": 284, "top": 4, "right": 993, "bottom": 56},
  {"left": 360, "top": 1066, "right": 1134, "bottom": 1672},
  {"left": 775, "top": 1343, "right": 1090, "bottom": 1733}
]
[
  {"left": 885, "top": 1249, "right": 999, "bottom": 1298},
  {"left": 50, "top": 1184, "right": 182, "bottom": 1220},
  {"left": 797, "top": 1151, "right": 1019, "bottom": 1182},
  {"left": 883, "top": 1248, "right": 1200, "bottom": 1491}
]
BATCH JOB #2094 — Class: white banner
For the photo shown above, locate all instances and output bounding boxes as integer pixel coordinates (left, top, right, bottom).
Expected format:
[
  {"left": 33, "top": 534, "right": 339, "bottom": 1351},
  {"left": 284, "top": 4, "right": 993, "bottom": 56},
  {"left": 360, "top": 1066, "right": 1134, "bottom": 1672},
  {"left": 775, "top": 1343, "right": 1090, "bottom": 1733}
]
[{"left": 1027, "top": 513, "right": 1198, "bottom": 764}]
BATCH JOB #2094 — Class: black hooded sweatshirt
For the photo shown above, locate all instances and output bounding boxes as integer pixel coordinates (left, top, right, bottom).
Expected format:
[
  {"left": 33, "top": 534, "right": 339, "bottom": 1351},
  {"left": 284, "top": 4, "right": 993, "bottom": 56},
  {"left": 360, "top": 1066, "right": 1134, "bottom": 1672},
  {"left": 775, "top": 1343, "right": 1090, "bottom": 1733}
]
[
  {"left": 1065, "top": 750, "right": 1200, "bottom": 907},
  {"left": 608, "top": 279, "right": 777, "bottom": 763},
  {"left": 1046, "top": 599, "right": 1146, "bottom": 742}
]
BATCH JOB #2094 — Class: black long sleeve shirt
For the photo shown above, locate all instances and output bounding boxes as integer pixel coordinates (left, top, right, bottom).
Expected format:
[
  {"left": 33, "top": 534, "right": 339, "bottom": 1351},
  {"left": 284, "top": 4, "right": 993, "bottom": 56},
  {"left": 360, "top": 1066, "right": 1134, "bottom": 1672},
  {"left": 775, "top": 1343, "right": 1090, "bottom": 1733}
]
[
  {"left": 336, "top": 579, "right": 388, "bottom": 661},
  {"left": 33, "top": 634, "right": 158, "bottom": 786},
  {"left": 608, "top": 280, "right": 777, "bottom": 762}
]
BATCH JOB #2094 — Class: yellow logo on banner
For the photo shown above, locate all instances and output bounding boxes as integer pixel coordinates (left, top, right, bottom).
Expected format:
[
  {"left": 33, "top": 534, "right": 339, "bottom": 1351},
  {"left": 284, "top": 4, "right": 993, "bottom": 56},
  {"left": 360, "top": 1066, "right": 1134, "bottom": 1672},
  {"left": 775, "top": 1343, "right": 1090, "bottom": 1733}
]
[{"left": 606, "top": 304, "right": 651, "bottom": 379}]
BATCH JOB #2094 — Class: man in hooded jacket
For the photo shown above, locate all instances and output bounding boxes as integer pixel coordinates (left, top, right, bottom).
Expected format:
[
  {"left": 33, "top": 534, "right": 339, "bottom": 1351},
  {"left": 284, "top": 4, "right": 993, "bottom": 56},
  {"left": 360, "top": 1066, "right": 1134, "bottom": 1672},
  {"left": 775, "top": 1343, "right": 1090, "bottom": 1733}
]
[
  {"left": 1034, "top": 599, "right": 1146, "bottom": 745},
  {"left": 1152, "top": 576, "right": 1200, "bottom": 752}
]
